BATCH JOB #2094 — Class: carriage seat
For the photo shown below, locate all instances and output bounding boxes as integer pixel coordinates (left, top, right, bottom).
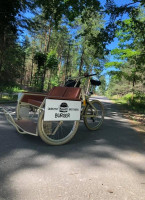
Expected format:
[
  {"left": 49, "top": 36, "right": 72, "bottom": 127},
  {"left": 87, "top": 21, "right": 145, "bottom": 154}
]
[
  {"left": 47, "top": 86, "right": 81, "bottom": 100},
  {"left": 25, "top": 87, "right": 81, "bottom": 107}
]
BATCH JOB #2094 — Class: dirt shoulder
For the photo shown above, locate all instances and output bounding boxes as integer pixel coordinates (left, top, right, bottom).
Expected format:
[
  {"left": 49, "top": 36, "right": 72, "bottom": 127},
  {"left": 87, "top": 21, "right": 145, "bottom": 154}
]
[
  {"left": 112, "top": 101, "right": 145, "bottom": 134},
  {"left": 122, "top": 111, "right": 145, "bottom": 133}
]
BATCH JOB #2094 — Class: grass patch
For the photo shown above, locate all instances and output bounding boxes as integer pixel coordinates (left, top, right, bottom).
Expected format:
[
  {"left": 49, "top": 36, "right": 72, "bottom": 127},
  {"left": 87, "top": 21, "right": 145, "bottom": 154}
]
[
  {"left": 110, "top": 93, "right": 145, "bottom": 114},
  {"left": 0, "top": 86, "right": 27, "bottom": 103},
  {"left": 0, "top": 94, "right": 18, "bottom": 103},
  {"left": 1, "top": 86, "right": 25, "bottom": 94}
]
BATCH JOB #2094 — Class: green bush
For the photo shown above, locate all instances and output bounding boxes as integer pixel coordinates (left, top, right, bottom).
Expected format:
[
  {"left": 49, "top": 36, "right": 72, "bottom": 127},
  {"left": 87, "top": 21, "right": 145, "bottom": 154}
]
[
  {"left": 110, "top": 92, "right": 145, "bottom": 113},
  {"left": 3, "top": 87, "right": 24, "bottom": 93}
]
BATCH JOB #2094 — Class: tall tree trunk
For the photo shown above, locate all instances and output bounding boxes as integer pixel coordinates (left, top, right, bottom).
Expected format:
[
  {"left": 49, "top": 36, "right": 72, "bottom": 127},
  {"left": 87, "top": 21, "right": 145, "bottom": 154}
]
[
  {"left": 132, "top": 63, "right": 137, "bottom": 101},
  {"left": 65, "top": 43, "right": 71, "bottom": 78},
  {"left": 58, "top": 60, "right": 61, "bottom": 76},
  {"left": 0, "top": 32, "right": 5, "bottom": 72},
  {"left": 0, "top": 55, "right": 2, "bottom": 73},
  {"left": 86, "top": 67, "right": 92, "bottom": 94},
  {"left": 44, "top": 30, "right": 47, "bottom": 53},
  {"left": 40, "top": 40, "right": 43, "bottom": 51},
  {"left": 86, "top": 78, "right": 91, "bottom": 94},
  {"left": 47, "top": 70, "right": 52, "bottom": 91},
  {"left": 40, "top": 68, "right": 46, "bottom": 92},
  {"left": 79, "top": 50, "right": 84, "bottom": 76},
  {"left": 131, "top": 74, "right": 136, "bottom": 101},
  {"left": 47, "top": 23, "right": 52, "bottom": 52},
  {"left": 30, "top": 58, "right": 34, "bottom": 86},
  {"left": 21, "top": 54, "right": 26, "bottom": 87}
]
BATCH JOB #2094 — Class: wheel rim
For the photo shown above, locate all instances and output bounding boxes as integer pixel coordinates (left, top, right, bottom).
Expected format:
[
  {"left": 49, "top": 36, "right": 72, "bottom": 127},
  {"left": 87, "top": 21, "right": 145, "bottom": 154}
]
[
  {"left": 85, "top": 101, "right": 104, "bottom": 129},
  {"left": 41, "top": 120, "right": 78, "bottom": 142}
]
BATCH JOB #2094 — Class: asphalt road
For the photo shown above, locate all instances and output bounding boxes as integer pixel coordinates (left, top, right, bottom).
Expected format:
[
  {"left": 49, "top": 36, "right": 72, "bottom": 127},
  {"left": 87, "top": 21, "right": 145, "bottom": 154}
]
[{"left": 0, "top": 97, "right": 145, "bottom": 200}]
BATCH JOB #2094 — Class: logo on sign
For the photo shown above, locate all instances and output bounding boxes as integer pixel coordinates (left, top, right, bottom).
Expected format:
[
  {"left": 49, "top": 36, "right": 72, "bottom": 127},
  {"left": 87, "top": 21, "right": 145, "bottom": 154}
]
[
  {"left": 59, "top": 102, "right": 68, "bottom": 112},
  {"left": 55, "top": 102, "right": 70, "bottom": 118}
]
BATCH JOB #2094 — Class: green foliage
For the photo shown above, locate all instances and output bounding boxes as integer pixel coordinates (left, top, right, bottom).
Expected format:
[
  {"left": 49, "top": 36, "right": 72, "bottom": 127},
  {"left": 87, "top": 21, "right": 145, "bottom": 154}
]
[
  {"left": 111, "top": 93, "right": 145, "bottom": 113},
  {"left": 0, "top": 0, "right": 35, "bottom": 90},
  {"left": 2, "top": 0, "right": 145, "bottom": 98},
  {"left": 111, "top": 48, "right": 141, "bottom": 60},
  {"left": 22, "top": 0, "right": 106, "bottom": 92},
  {"left": 45, "top": 50, "right": 58, "bottom": 70},
  {"left": 34, "top": 52, "right": 47, "bottom": 68},
  {"left": 0, "top": 95, "right": 18, "bottom": 103},
  {"left": 97, "top": 76, "right": 106, "bottom": 95},
  {"left": 106, "top": 6, "right": 145, "bottom": 106},
  {"left": 50, "top": 76, "right": 59, "bottom": 87},
  {"left": 104, "top": 0, "right": 145, "bottom": 42},
  {"left": 36, "top": 0, "right": 101, "bottom": 26},
  {"left": 106, "top": 75, "right": 131, "bottom": 96},
  {"left": 0, "top": 45, "right": 25, "bottom": 89},
  {"left": 0, "top": 86, "right": 25, "bottom": 103},
  {"left": 33, "top": 51, "right": 58, "bottom": 91},
  {"left": 3, "top": 87, "right": 24, "bottom": 94},
  {"left": 0, "top": 86, "right": 25, "bottom": 94},
  {"left": 0, "top": 0, "right": 33, "bottom": 37},
  {"left": 105, "top": 61, "right": 123, "bottom": 68}
]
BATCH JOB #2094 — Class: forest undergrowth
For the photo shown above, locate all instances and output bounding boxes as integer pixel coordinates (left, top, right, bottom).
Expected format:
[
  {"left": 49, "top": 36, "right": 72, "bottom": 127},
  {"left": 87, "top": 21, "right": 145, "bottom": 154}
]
[{"left": 110, "top": 94, "right": 145, "bottom": 133}]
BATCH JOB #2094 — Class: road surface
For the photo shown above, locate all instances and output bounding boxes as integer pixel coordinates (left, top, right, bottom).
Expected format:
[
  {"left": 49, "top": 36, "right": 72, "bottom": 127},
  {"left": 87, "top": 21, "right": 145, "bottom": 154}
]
[{"left": 0, "top": 97, "right": 145, "bottom": 200}]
